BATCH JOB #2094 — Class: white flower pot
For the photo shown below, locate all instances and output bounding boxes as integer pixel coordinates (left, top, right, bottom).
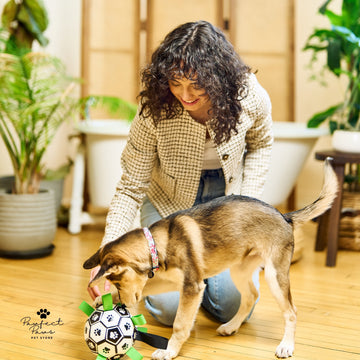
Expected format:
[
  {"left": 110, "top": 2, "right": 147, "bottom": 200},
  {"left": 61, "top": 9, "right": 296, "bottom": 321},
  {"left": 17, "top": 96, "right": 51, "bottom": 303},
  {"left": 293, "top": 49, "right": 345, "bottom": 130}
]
[{"left": 332, "top": 130, "right": 360, "bottom": 153}]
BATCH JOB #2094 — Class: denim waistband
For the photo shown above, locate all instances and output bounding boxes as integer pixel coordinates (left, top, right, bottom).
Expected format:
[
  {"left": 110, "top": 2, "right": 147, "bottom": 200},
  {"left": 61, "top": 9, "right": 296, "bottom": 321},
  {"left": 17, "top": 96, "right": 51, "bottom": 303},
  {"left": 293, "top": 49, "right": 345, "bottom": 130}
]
[
  {"left": 200, "top": 168, "right": 224, "bottom": 178},
  {"left": 195, "top": 168, "right": 225, "bottom": 205}
]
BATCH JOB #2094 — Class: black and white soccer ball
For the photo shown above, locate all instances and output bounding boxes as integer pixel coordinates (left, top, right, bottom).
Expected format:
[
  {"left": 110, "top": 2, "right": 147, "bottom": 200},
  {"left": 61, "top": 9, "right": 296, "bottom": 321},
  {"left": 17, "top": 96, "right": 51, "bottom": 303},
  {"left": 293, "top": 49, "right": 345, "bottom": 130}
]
[{"left": 84, "top": 304, "right": 135, "bottom": 359}]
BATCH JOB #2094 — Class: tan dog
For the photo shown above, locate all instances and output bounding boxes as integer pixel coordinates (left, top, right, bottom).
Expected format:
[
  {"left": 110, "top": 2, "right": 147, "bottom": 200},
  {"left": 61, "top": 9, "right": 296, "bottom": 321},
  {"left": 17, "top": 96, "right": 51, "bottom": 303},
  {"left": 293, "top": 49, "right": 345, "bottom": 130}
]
[{"left": 84, "top": 158, "right": 337, "bottom": 360}]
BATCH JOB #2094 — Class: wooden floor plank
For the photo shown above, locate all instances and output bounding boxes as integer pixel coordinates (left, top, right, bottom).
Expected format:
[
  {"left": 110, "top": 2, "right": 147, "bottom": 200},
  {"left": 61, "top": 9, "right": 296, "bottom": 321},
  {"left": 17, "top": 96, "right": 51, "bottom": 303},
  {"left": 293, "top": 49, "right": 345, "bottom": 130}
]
[{"left": 1, "top": 222, "right": 360, "bottom": 359}]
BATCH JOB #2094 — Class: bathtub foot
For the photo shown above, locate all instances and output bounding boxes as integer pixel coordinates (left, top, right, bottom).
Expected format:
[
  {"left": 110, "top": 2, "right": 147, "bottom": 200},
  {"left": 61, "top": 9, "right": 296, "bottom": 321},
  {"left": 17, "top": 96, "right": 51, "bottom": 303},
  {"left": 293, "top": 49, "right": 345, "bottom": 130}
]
[{"left": 68, "top": 143, "right": 86, "bottom": 234}]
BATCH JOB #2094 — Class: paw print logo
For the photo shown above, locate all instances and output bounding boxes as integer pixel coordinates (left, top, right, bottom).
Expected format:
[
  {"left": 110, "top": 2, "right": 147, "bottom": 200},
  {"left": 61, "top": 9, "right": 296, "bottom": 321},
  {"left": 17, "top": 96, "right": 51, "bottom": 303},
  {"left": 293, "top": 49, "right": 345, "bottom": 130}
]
[
  {"left": 94, "top": 328, "right": 102, "bottom": 337},
  {"left": 103, "top": 347, "right": 111, "bottom": 354},
  {"left": 37, "top": 309, "right": 50, "bottom": 319},
  {"left": 109, "top": 330, "right": 120, "bottom": 340}
]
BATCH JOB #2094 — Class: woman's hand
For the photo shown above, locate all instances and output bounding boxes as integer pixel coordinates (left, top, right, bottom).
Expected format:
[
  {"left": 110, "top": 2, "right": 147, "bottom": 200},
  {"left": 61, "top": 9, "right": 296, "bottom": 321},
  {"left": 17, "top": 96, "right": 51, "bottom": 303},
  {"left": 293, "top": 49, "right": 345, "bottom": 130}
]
[{"left": 87, "top": 265, "right": 112, "bottom": 300}]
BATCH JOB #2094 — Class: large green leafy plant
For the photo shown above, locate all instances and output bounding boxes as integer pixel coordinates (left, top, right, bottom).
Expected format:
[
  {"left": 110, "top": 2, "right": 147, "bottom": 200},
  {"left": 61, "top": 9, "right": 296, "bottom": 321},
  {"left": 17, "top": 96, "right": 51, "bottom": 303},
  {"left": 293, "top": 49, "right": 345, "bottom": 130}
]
[
  {"left": 303, "top": 0, "right": 360, "bottom": 133},
  {"left": 0, "top": 51, "right": 79, "bottom": 194},
  {"left": 0, "top": 0, "right": 136, "bottom": 194}
]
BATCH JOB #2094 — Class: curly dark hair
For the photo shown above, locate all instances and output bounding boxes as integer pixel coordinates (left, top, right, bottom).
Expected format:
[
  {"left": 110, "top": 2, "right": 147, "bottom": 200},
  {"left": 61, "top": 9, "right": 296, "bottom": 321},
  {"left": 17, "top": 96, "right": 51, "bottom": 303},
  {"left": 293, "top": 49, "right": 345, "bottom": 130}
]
[{"left": 139, "top": 20, "right": 251, "bottom": 145}]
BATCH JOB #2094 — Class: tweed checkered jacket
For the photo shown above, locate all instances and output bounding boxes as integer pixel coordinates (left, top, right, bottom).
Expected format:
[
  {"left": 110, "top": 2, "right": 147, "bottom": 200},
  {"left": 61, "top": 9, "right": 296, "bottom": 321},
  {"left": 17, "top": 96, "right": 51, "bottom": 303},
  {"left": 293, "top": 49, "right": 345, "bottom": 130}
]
[{"left": 101, "top": 73, "right": 273, "bottom": 245}]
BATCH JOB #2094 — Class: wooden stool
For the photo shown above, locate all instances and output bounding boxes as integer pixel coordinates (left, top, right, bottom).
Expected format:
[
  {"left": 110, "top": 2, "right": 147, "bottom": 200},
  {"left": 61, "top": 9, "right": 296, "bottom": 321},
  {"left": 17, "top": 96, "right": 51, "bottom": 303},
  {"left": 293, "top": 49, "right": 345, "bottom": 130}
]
[{"left": 315, "top": 150, "right": 360, "bottom": 266}]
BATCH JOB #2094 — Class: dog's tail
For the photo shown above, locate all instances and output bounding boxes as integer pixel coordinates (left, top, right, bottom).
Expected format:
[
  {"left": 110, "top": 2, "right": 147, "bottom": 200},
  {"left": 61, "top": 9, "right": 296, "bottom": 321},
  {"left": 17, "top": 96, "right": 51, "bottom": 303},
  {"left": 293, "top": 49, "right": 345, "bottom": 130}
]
[{"left": 284, "top": 157, "right": 338, "bottom": 226}]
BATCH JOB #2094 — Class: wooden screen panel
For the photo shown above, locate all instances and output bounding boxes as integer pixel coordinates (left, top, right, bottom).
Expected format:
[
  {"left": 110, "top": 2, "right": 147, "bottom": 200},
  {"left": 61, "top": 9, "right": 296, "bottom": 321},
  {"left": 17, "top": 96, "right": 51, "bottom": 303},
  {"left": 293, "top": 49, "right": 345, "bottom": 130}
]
[
  {"left": 88, "top": 53, "right": 138, "bottom": 100},
  {"left": 230, "top": 0, "right": 289, "bottom": 54},
  {"left": 146, "top": 0, "right": 223, "bottom": 59},
  {"left": 89, "top": 0, "right": 138, "bottom": 51},
  {"left": 242, "top": 55, "right": 290, "bottom": 123},
  {"left": 229, "top": 0, "right": 294, "bottom": 124},
  {"left": 82, "top": 0, "right": 140, "bottom": 105}
]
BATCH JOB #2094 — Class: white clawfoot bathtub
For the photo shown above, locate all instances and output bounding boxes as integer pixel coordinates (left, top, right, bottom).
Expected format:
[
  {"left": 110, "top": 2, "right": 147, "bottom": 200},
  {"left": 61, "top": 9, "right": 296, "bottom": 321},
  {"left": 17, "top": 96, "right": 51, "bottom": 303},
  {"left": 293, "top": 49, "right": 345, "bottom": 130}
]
[
  {"left": 261, "top": 122, "right": 328, "bottom": 205},
  {"left": 68, "top": 120, "right": 327, "bottom": 233}
]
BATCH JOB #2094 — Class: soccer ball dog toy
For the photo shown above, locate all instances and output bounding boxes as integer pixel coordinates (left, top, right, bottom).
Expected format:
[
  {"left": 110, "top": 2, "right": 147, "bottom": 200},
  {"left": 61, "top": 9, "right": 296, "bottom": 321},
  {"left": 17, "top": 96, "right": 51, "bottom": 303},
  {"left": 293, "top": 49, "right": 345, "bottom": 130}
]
[{"left": 79, "top": 293, "right": 168, "bottom": 360}]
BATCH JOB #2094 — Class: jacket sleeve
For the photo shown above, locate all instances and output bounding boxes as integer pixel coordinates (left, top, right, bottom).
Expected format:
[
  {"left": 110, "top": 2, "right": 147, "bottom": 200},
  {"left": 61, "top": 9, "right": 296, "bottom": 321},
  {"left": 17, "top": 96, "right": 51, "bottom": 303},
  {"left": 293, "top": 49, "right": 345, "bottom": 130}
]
[
  {"left": 101, "top": 110, "right": 157, "bottom": 246},
  {"left": 241, "top": 74, "right": 273, "bottom": 198}
]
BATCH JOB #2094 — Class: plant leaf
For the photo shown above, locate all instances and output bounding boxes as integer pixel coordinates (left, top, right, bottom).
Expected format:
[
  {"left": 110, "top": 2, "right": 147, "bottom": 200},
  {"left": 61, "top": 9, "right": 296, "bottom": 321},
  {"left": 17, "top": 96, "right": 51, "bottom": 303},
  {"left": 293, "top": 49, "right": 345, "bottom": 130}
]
[
  {"left": 1, "top": 0, "right": 17, "bottom": 29},
  {"left": 43, "top": 158, "right": 73, "bottom": 180},
  {"left": 323, "top": 9, "right": 343, "bottom": 26},
  {"left": 307, "top": 104, "right": 342, "bottom": 128},
  {"left": 82, "top": 95, "right": 137, "bottom": 121},
  {"left": 341, "top": 0, "right": 360, "bottom": 34},
  {"left": 332, "top": 25, "right": 360, "bottom": 45},
  {"left": 319, "top": 0, "right": 332, "bottom": 15},
  {"left": 327, "top": 38, "right": 341, "bottom": 73},
  {"left": 18, "top": 0, "right": 49, "bottom": 46},
  {"left": 1, "top": 0, "right": 49, "bottom": 50},
  {"left": 329, "top": 120, "right": 339, "bottom": 133}
]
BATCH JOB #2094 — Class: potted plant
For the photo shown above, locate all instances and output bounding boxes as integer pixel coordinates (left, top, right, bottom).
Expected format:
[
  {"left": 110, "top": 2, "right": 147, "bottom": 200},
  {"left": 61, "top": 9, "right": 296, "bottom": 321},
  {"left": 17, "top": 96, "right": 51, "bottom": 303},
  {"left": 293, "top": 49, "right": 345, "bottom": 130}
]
[
  {"left": 0, "top": 0, "right": 136, "bottom": 258},
  {"left": 304, "top": 0, "right": 360, "bottom": 251},
  {"left": 303, "top": 0, "right": 360, "bottom": 153}
]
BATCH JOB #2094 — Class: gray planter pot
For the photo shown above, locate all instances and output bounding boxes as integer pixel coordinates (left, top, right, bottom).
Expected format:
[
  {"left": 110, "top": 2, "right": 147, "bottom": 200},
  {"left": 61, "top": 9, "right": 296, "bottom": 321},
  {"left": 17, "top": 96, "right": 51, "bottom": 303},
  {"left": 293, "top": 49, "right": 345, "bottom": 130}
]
[
  {"left": 0, "top": 175, "right": 64, "bottom": 213},
  {"left": 0, "top": 189, "right": 56, "bottom": 258},
  {"left": 40, "top": 178, "right": 64, "bottom": 214}
]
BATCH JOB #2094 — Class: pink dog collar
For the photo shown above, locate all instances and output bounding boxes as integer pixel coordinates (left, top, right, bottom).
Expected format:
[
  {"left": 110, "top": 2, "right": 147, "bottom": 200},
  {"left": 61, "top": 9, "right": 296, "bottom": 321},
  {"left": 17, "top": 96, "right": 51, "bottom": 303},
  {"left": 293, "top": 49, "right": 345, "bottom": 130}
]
[{"left": 143, "top": 227, "right": 159, "bottom": 277}]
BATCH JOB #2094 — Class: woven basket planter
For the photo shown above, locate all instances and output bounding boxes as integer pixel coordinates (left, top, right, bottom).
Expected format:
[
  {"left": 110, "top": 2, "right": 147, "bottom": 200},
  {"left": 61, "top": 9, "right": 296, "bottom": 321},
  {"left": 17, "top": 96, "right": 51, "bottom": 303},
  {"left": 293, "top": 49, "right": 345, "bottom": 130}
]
[{"left": 339, "top": 191, "right": 360, "bottom": 251}]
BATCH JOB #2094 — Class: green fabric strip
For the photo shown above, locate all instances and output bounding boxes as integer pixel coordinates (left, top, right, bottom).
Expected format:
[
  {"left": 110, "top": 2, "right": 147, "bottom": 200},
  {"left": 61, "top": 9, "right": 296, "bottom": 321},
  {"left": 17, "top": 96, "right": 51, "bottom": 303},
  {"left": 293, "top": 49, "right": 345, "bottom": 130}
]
[
  {"left": 96, "top": 354, "right": 107, "bottom": 360},
  {"left": 131, "top": 314, "right": 146, "bottom": 325},
  {"left": 136, "top": 327, "right": 148, "bottom": 333},
  {"left": 126, "top": 346, "right": 143, "bottom": 360},
  {"left": 78, "top": 301, "right": 95, "bottom": 316},
  {"left": 102, "top": 293, "right": 113, "bottom": 311}
]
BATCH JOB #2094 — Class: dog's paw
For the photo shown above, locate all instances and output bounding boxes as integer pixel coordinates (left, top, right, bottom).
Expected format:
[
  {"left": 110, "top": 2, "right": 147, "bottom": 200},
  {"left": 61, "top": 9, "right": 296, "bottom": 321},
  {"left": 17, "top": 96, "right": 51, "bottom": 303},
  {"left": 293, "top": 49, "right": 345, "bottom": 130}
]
[
  {"left": 275, "top": 341, "right": 294, "bottom": 358},
  {"left": 93, "top": 295, "right": 103, "bottom": 308},
  {"left": 151, "top": 349, "right": 177, "bottom": 360},
  {"left": 216, "top": 323, "right": 239, "bottom": 336}
]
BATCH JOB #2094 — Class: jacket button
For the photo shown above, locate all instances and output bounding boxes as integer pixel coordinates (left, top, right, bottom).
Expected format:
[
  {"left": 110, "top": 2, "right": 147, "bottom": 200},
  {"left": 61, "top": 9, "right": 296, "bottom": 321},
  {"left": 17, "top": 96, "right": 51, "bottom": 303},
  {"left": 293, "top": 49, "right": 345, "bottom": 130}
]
[
  {"left": 222, "top": 154, "right": 229, "bottom": 161},
  {"left": 229, "top": 177, "right": 233, "bottom": 183}
]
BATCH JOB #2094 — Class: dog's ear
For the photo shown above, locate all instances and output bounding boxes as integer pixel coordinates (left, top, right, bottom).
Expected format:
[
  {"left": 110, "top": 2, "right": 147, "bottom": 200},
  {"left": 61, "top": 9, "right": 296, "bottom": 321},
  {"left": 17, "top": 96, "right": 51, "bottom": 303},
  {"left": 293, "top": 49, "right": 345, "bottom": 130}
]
[
  {"left": 83, "top": 249, "right": 101, "bottom": 269},
  {"left": 88, "top": 264, "right": 109, "bottom": 287},
  {"left": 88, "top": 262, "right": 124, "bottom": 287}
]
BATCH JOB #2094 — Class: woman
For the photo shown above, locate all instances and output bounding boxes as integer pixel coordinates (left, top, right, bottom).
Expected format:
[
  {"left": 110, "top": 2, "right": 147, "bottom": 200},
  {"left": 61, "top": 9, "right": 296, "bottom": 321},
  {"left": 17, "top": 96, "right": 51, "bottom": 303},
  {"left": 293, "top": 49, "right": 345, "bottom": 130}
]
[{"left": 88, "top": 20, "right": 273, "bottom": 326}]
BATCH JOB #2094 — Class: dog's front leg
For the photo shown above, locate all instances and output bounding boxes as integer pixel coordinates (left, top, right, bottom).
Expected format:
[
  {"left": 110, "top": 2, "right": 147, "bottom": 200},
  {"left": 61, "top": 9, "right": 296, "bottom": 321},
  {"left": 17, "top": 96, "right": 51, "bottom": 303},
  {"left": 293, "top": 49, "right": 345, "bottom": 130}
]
[{"left": 152, "top": 283, "right": 205, "bottom": 360}]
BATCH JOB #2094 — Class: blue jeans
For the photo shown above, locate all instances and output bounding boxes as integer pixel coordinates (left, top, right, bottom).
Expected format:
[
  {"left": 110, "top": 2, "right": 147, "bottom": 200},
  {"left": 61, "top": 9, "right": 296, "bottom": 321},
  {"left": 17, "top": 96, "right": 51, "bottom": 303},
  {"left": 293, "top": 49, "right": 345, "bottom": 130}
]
[{"left": 140, "top": 169, "right": 260, "bottom": 326}]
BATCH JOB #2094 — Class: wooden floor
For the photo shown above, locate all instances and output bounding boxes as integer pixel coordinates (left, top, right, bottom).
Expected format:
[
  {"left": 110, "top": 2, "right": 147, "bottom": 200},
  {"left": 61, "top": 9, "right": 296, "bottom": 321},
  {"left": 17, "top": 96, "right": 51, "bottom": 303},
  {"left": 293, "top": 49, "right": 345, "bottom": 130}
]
[{"left": 1, "top": 221, "right": 360, "bottom": 360}]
